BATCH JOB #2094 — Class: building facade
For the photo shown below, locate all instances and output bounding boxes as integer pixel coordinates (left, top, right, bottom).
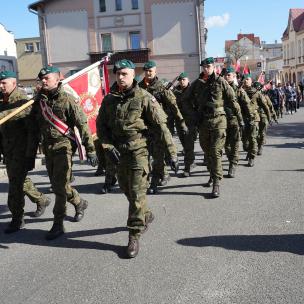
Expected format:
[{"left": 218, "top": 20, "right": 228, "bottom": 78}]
[
  {"left": 0, "top": 23, "right": 18, "bottom": 74},
  {"left": 29, "top": 0, "right": 206, "bottom": 82},
  {"left": 282, "top": 8, "right": 304, "bottom": 85},
  {"left": 15, "top": 37, "right": 43, "bottom": 86}
]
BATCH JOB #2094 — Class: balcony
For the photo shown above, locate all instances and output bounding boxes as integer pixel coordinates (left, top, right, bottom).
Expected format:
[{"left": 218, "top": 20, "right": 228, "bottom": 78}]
[{"left": 89, "top": 48, "right": 150, "bottom": 65}]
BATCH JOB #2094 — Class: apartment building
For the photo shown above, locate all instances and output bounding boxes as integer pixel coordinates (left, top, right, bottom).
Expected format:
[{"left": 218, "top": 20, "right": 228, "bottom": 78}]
[
  {"left": 29, "top": 0, "right": 206, "bottom": 82},
  {"left": 282, "top": 8, "right": 304, "bottom": 84},
  {"left": 15, "top": 37, "right": 43, "bottom": 86}
]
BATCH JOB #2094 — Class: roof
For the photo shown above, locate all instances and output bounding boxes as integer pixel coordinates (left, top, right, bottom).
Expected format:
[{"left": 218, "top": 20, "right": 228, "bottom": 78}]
[
  {"left": 282, "top": 8, "right": 304, "bottom": 39},
  {"left": 225, "top": 33, "right": 261, "bottom": 52},
  {"left": 28, "top": 0, "right": 52, "bottom": 11}
]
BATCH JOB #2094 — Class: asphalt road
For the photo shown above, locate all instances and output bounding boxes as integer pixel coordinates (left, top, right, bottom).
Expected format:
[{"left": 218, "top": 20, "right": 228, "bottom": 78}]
[{"left": 0, "top": 109, "right": 303, "bottom": 304}]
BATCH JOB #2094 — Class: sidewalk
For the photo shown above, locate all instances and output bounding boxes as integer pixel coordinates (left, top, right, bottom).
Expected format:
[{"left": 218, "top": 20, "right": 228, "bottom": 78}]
[{"left": 0, "top": 155, "right": 45, "bottom": 179}]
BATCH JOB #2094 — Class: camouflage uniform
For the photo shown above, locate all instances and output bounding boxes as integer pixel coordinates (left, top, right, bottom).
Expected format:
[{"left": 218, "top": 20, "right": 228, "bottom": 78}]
[
  {"left": 244, "top": 86, "right": 271, "bottom": 161},
  {"left": 96, "top": 81, "right": 177, "bottom": 238},
  {"left": 184, "top": 72, "right": 240, "bottom": 189},
  {"left": 257, "top": 93, "right": 277, "bottom": 154},
  {"left": 227, "top": 82, "right": 253, "bottom": 168},
  {"left": 174, "top": 83, "right": 198, "bottom": 173},
  {"left": 33, "top": 85, "right": 95, "bottom": 223},
  {"left": 224, "top": 84, "right": 244, "bottom": 169},
  {"left": 0, "top": 88, "right": 47, "bottom": 223},
  {"left": 139, "top": 77, "right": 185, "bottom": 189}
]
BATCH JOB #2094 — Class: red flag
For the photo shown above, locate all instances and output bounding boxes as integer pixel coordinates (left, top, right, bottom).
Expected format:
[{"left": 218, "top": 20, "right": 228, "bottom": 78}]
[
  {"left": 234, "top": 59, "right": 241, "bottom": 73},
  {"left": 242, "top": 63, "right": 250, "bottom": 75},
  {"left": 257, "top": 72, "right": 265, "bottom": 84},
  {"left": 62, "top": 56, "right": 110, "bottom": 136}
]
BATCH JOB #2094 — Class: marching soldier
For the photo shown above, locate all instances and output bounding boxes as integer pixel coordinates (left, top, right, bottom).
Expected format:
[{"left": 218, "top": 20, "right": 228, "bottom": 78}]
[
  {"left": 224, "top": 67, "right": 250, "bottom": 177},
  {"left": 0, "top": 71, "right": 50, "bottom": 233},
  {"left": 33, "top": 66, "right": 98, "bottom": 240},
  {"left": 139, "top": 61, "right": 187, "bottom": 194},
  {"left": 243, "top": 77, "right": 271, "bottom": 166},
  {"left": 96, "top": 59, "right": 178, "bottom": 258},
  {"left": 183, "top": 57, "right": 241, "bottom": 197},
  {"left": 173, "top": 72, "right": 198, "bottom": 177}
]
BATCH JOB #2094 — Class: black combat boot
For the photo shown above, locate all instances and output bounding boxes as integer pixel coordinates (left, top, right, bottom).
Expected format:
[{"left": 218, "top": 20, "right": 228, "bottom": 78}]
[
  {"left": 4, "top": 217, "right": 25, "bottom": 234},
  {"left": 211, "top": 182, "right": 220, "bottom": 198},
  {"left": 74, "top": 198, "right": 88, "bottom": 222},
  {"left": 248, "top": 158, "right": 254, "bottom": 167},
  {"left": 126, "top": 235, "right": 139, "bottom": 258},
  {"left": 227, "top": 163, "right": 236, "bottom": 178},
  {"left": 33, "top": 196, "right": 51, "bottom": 217},
  {"left": 94, "top": 165, "right": 105, "bottom": 176},
  {"left": 45, "top": 221, "right": 65, "bottom": 240},
  {"left": 100, "top": 176, "right": 117, "bottom": 194},
  {"left": 257, "top": 146, "right": 263, "bottom": 155},
  {"left": 182, "top": 165, "right": 191, "bottom": 177},
  {"left": 204, "top": 177, "right": 213, "bottom": 187},
  {"left": 159, "top": 174, "right": 171, "bottom": 186},
  {"left": 142, "top": 212, "right": 155, "bottom": 234},
  {"left": 147, "top": 184, "right": 158, "bottom": 194}
]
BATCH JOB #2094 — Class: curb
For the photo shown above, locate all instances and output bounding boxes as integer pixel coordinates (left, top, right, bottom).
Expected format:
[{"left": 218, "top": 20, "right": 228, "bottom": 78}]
[{"left": 0, "top": 156, "right": 45, "bottom": 179}]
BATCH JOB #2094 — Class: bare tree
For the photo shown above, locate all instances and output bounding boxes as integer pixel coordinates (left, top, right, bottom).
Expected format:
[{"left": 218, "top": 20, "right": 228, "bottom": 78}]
[{"left": 227, "top": 41, "right": 249, "bottom": 62}]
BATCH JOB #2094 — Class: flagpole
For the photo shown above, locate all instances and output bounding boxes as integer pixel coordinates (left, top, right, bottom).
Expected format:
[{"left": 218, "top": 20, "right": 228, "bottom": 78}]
[{"left": 62, "top": 53, "right": 112, "bottom": 84}]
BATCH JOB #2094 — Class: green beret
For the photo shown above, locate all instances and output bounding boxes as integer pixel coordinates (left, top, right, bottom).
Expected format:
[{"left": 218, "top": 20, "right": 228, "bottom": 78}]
[
  {"left": 225, "top": 66, "right": 235, "bottom": 74},
  {"left": 143, "top": 60, "right": 156, "bottom": 70},
  {"left": 200, "top": 57, "right": 214, "bottom": 66},
  {"left": 253, "top": 81, "right": 263, "bottom": 90},
  {"left": 0, "top": 70, "right": 16, "bottom": 80},
  {"left": 113, "top": 59, "right": 136, "bottom": 74},
  {"left": 178, "top": 72, "right": 188, "bottom": 80},
  {"left": 38, "top": 66, "right": 60, "bottom": 79},
  {"left": 243, "top": 74, "right": 252, "bottom": 79}
]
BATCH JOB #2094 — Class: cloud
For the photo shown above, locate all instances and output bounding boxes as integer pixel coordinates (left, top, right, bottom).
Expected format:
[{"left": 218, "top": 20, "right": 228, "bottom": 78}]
[{"left": 205, "top": 13, "right": 230, "bottom": 29}]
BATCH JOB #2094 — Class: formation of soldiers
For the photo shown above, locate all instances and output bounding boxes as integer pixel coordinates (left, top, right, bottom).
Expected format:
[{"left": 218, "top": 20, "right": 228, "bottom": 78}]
[{"left": 0, "top": 56, "right": 302, "bottom": 258}]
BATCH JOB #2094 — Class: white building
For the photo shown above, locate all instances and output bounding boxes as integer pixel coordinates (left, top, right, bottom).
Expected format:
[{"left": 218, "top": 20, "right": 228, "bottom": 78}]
[
  {"left": 0, "top": 23, "right": 18, "bottom": 73},
  {"left": 29, "top": 0, "right": 206, "bottom": 82}
]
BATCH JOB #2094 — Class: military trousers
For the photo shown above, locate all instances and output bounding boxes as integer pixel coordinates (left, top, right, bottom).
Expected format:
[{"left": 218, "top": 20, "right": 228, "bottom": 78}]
[
  {"left": 257, "top": 116, "right": 269, "bottom": 148},
  {"left": 6, "top": 156, "right": 27, "bottom": 220},
  {"left": 117, "top": 148, "right": 151, "bottom": 239},
  {"left": 199, "top": 127, "right": 226, "bottom": 182},
  {"left": 45, "top": 149, "right": 81, "bottom": 222},
  {"left": 242, "top": 122, "right": 259, "bottom": 159},
  {"left": 225, "top": 119, "right": 240, "bottom": 165},
  {"left": 94, "top": 138, "right": 106, "bottom": 171},
  {"left": 177, "top": 124, "right": 198, "bottom": 168},
  {"left": 23, "top": 176, "right": 48, "bottom": 206}
]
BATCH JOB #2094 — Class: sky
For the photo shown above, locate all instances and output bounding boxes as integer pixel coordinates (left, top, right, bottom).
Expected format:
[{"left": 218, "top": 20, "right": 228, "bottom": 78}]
[{"left": 1, "top": 0, "right": 304, "bottom": 57}]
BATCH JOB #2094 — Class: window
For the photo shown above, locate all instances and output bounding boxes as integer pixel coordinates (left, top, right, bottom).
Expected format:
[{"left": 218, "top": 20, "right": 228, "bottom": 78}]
[
  {"left": 99, "top": 0, "right": 106, "bottom": 12},
  {"left": 25, "top": 43, "right": 34, "bottom": 52},
  {"left": 116, "top": 0, "right": 122, "bottom": 11},
  {"left": 131, "top": 0, "right": 139, "bottom": 9},
  {"left": 129, "top": 32, "right": 140, "bottom": 50},
  {"left": 70, "top": 69, "right": 81, "bottom": 75},
  {"left": 35, "top": 42, "right": 41, "bottom": 52},
  {"left": 101, "top": 34, "right": 112, "bottom": 52}
]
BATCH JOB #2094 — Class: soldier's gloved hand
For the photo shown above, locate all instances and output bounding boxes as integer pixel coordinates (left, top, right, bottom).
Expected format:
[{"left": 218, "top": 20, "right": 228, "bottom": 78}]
[
  {"left": 87, "top": 152, "right": 98, "bottom": 167},
  {"left": 25, "top": 156, "right": 36, "bottom": 172},
  {"left": 169, "top": 156, "right": 179, "bottom": 174},
  {"left": 106, "top": 146, "right": 120, "bottom": 165}
]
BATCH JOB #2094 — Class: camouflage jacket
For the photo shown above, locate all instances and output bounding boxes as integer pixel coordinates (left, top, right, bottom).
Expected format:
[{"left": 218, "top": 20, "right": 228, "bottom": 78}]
[
  {"left": 0, "top": 88, "right": 37, "bottom": 158},
  {"left": 33, "top": 85, "right": 95, "bottom": 154},
  {"left": 183, "top": 72, "right": 242, "bottom": 129},
  {"left": 173, "top": 84, "right": 197, "bottom": 126},
  {"left": 96, "top": 81, "right": 176, "bottom": 158},
  {"left": 138, "top": 77, "right": 186, "bottom": 129},
  {"left": 229, "top": 82, "right": 253, "bottom": 122},
  {"left": 244, "top": 86, "right": 271, "bottom": 122}
]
